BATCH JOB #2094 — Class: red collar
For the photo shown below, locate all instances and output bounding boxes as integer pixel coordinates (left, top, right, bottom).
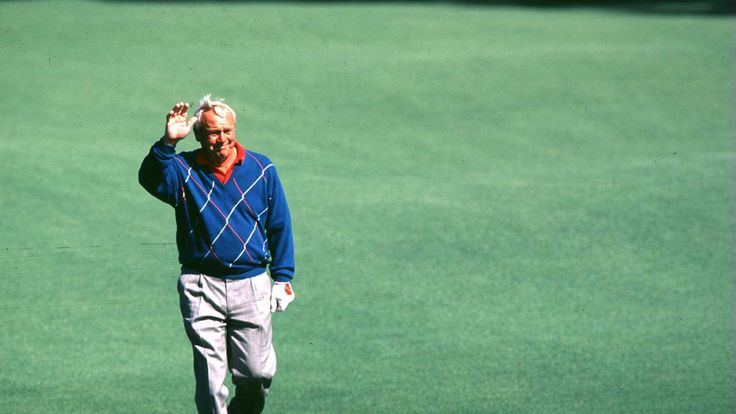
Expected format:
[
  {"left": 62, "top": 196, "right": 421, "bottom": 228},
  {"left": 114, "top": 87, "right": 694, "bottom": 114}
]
[{"left": 195, "top": 142, "right": 246, "bottom": 183}]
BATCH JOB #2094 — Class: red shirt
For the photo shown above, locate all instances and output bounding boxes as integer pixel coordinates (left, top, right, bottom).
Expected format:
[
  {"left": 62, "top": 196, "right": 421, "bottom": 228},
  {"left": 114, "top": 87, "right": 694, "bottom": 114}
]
[{"left": 195, "top": 142, "right": 246, "bottom": 184}]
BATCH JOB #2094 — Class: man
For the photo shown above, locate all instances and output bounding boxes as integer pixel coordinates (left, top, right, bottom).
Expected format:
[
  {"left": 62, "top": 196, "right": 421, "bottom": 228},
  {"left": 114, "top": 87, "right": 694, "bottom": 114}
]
[{"left": 139, "top": 95, "right": 295, "bottom": 414}]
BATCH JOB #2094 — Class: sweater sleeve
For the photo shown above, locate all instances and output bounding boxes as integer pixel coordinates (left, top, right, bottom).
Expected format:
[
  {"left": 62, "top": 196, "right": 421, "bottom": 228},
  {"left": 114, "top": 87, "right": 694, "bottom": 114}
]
[
  {"left": 266, "top": 165, "right": 295, "bottom": 282},
  {"left": 138, "top": 140, "right": 183, "bottom": 207}
]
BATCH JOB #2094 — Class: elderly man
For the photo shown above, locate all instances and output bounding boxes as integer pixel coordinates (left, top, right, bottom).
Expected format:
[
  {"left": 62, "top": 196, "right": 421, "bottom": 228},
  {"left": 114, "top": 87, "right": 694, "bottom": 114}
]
[{"left": 139, "top": 95, "right": 295, "bottom": 414}]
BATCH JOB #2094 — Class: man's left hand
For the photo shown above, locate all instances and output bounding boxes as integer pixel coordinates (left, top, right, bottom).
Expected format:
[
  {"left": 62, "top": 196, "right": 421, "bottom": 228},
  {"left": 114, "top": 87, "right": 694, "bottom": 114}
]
[{"left": 271, "top": 281, "right": 295, "bottom": 312}]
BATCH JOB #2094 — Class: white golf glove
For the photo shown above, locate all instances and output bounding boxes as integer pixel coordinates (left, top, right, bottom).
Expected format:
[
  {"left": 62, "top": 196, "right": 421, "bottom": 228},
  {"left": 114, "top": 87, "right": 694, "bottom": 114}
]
[{"left": 270, "top": 281, "right": 295, "bottom": 313}]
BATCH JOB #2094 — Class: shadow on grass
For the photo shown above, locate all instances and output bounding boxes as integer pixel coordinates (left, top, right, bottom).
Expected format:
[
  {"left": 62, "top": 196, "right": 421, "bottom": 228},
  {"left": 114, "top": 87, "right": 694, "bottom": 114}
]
[
  {"left": 91, "top": 0, "right": 734, "bottom": 15},
  {"left": 0, "top": 0, "right": 732, "bottom": 14}
]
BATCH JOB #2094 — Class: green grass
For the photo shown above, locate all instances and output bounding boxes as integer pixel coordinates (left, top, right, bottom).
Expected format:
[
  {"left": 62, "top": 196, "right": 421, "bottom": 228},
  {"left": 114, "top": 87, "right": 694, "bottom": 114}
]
[{"left": 0, "top": 1, "right": 732, "bottom": 413}]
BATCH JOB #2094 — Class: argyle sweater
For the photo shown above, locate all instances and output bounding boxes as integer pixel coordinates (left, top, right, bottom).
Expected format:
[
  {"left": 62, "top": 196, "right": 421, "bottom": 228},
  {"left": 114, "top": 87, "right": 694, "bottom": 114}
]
[{"left": 139, "top": 140, "right": 294, "bottom": 282}]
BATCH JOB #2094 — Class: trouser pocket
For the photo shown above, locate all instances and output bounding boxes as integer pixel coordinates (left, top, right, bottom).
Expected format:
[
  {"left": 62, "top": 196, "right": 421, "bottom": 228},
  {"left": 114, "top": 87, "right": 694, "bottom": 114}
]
[{"left": 178, "top": 273, "right": 202, "bottom": 320}]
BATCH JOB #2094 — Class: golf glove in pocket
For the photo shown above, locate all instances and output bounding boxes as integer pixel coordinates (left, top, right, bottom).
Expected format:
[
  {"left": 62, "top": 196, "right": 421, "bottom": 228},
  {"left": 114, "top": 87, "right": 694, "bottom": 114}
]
[{"left": 270, "top": 281, "right": 295, "bottom": 312}]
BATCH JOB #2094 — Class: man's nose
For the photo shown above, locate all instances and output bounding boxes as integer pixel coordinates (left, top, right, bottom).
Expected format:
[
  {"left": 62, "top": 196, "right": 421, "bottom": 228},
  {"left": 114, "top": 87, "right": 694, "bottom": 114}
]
[{"left": 217, "top": 131, "right": 226, "bottom": 142}]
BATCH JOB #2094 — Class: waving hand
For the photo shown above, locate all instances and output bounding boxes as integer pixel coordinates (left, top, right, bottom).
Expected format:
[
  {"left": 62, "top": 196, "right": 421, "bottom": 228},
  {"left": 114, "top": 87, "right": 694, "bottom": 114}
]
[{"left": 163, "top": 102, "right": 197, "bottom": 145}]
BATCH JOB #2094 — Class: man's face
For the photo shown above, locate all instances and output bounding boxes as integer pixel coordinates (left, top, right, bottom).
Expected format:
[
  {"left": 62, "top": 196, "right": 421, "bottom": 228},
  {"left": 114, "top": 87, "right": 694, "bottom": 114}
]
[{"left": 196, "top": 108, "right": 237, "bottom": 164}]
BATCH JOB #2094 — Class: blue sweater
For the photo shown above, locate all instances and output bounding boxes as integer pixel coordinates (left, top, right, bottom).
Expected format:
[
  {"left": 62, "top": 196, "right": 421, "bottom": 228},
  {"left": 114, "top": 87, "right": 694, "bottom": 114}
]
[{"left": 139, "top": 140, "right": 294, "bottom": 282}]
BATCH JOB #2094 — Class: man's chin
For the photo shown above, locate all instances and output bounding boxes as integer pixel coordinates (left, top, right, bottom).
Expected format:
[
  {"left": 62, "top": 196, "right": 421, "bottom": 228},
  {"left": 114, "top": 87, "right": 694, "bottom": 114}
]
[{"left": 205, "top": 148, "right": 232, "bottom": 164}]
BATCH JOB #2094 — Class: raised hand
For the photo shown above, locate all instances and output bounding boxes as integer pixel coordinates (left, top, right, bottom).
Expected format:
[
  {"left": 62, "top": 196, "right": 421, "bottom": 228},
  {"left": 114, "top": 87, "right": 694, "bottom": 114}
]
[{"left": 163, "top": 102, "right": 197, "bottom": 145}]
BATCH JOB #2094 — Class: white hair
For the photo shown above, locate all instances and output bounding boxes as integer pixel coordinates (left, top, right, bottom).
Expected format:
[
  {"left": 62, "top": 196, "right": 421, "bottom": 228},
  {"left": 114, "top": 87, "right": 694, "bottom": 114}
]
[{"left": 193, "top": 94, "right": 237, "bottom": 132}]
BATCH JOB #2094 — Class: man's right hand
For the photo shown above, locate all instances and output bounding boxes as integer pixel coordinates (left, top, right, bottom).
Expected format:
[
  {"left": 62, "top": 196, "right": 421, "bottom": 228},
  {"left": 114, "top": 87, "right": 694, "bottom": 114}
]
[{"left": 163, "top": 102, "right": 197, "bottom": 145}]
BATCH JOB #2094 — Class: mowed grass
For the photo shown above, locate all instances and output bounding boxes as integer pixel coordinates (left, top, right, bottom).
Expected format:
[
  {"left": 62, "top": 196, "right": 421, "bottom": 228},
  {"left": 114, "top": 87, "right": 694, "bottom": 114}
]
[{"left": 0, "top": 1, "right": 732, "bottom": 413}]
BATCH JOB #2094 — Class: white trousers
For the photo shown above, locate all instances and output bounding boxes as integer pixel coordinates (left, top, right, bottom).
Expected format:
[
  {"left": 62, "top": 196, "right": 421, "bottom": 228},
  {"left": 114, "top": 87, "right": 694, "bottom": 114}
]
[{"left": 178, "top": 272, "right": 276, "bottom": 414}]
